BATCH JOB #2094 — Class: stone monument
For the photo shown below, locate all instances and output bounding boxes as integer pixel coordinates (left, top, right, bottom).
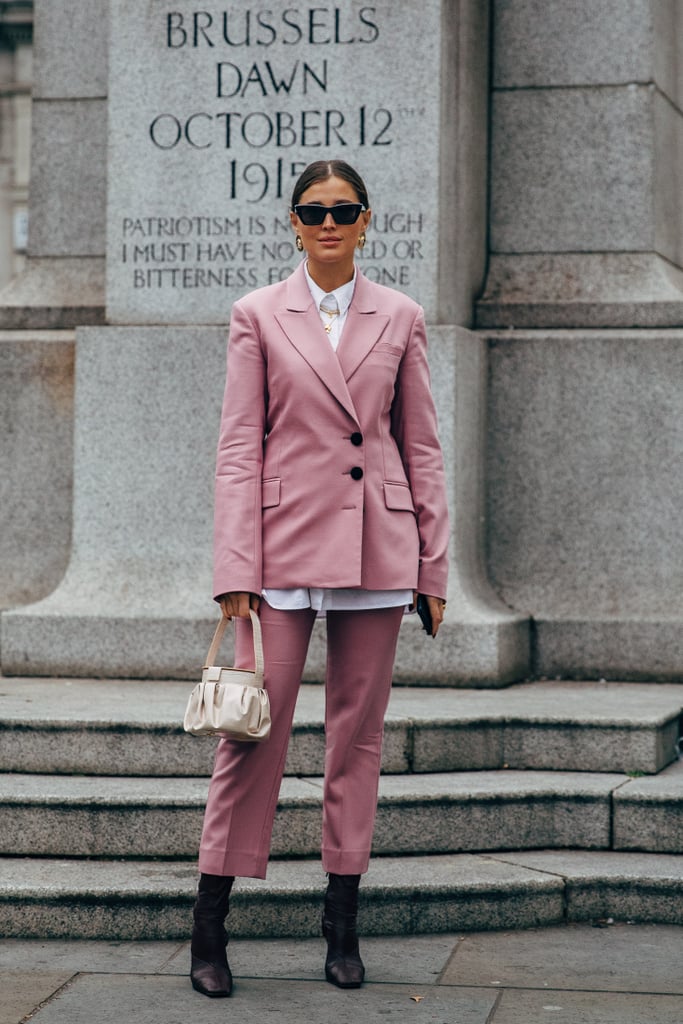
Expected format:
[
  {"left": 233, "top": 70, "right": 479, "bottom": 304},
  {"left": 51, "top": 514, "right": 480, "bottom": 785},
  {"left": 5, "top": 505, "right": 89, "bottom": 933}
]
[
  {"left": 8, "top": 1, "right": 683, "bottom": 683},
  {"left": 1, "top": 0, "right": 529, "bottom": 683}
]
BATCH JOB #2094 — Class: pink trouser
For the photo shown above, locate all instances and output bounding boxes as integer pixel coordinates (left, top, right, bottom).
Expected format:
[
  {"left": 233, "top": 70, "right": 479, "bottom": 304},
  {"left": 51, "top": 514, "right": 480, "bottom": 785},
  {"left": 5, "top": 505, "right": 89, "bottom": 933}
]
[{"left": 198, "top": 601, "right": 404, "bottom": 879}]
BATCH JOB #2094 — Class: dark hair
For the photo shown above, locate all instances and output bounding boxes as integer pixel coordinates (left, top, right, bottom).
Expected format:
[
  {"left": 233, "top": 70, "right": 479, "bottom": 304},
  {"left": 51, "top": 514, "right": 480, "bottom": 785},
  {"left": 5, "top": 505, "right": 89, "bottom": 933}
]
[{"left": 290, "top": 160, "right": 370, "bottom": 210}]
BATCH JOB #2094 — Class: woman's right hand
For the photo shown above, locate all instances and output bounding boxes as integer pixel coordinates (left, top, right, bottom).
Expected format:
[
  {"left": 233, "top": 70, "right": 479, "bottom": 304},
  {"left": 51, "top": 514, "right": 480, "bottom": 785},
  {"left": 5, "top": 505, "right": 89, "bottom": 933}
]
[{"left": 218, "top": 592, "right": 260, "bottom": 620}]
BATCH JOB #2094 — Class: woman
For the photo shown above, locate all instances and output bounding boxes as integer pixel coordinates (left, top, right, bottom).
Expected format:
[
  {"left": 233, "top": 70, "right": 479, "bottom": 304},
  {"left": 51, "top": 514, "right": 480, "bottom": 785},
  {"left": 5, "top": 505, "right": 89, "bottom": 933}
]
[{"left": 191, "top": 159, "right": 449, "bottom": 998}]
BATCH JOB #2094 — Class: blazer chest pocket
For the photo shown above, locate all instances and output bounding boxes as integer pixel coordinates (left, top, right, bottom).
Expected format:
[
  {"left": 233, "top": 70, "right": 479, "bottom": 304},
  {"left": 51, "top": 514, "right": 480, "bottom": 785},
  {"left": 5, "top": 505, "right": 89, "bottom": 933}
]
[
  {"left": 262, "top": 477, "right": 281, "bottom": 509},
  {"left": 374, "top": 342, "right": 403, "bottom": 357},
  {"left": 369, "top": 342, "right": 403, "bottom": 365},
  {"left": 383, "top": 481, "right": 415, "bottom": 513}
]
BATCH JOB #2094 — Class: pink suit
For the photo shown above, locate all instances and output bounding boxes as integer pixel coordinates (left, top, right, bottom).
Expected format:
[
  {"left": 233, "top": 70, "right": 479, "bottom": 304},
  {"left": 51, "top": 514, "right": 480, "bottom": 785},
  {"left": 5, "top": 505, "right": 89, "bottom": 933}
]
[{"left": 199, "top": 263, "right": 449, "bottom": 879}]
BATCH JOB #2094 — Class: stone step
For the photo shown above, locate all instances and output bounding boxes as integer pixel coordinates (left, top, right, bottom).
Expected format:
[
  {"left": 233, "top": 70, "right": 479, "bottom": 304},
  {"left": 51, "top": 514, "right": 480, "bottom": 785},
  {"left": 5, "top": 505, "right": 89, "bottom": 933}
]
[
  {"left": 1, "top": 851, "right": 682, "bottom": 940},
  {"left": 1, "top": 677, "right": 681, "bottom": 775},
  {"left": 613, "top": 757, "right": 683, "bottom": 853},
  {"left": 4, "top": 766, "right": 676, "bottom": 859}
]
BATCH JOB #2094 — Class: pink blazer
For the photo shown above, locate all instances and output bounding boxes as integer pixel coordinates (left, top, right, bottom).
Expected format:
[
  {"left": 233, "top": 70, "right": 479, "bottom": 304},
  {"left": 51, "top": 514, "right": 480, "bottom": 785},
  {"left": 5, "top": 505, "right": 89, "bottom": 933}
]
[{"left": 213, "top": 262, "right": 449, "bottom": 600}]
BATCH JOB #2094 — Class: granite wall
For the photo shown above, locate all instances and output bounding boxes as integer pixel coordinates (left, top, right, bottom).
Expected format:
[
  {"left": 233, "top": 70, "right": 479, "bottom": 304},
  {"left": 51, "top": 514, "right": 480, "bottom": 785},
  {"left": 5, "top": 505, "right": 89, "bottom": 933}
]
[
  {"left": 478, "top": 0, "right": 683, "bottom": 328},
  {"left": 478, "top": 0, "right": 683, "bottom": 678}
]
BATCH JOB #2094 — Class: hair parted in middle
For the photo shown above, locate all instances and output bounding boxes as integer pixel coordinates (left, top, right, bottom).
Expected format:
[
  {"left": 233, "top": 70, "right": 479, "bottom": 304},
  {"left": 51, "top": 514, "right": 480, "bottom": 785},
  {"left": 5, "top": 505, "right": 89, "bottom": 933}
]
[{"left": 290, "top": 160, "right": 370, "bottom": 210}]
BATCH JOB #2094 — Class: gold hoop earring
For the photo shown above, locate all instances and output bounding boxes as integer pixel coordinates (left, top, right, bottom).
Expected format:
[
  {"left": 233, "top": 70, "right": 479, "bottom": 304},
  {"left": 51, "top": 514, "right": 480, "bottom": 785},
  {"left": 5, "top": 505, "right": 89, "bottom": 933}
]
[
  {"left": 295, "top": 235, "right": 304, "bottom": 252},
  {"left": 357, "top": 232, "right": 366, "bottom": 250}
]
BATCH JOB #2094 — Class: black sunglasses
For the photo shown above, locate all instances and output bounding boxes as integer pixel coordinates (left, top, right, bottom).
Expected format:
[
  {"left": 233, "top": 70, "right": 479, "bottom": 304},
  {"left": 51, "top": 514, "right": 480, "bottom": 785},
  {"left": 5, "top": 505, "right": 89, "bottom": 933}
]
[{"left": 293, "top": 203, "right": 366, "bottom": 226}]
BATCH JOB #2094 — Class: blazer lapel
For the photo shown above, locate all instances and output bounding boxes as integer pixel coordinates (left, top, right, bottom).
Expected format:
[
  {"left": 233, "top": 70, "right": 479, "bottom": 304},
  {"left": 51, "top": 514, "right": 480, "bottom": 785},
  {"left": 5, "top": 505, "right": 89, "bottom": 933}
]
[
  {"left": 275, "top": 264, "right": 359, "bottom": 423},
  {"left": 336, "top": 274, "right": 390, "bottom": 382}
]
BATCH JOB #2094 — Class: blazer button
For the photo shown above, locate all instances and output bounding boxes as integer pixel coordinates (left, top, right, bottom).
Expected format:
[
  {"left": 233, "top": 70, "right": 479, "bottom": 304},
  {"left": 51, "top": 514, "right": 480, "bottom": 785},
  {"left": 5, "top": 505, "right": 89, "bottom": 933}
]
[
  {"left": 350, "top": 431, "right": 363, "bottom": 446},
  {"left": 350, "top": 466, "right": 363, "bottom": 480}
]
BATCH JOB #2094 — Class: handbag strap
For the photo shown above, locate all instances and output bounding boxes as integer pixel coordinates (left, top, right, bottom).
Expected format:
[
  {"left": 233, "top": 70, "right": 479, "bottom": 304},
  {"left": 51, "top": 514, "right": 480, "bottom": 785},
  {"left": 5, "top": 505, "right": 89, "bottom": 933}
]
[{"left": 204, "top": 608, "right": 265, "bottom": 685}]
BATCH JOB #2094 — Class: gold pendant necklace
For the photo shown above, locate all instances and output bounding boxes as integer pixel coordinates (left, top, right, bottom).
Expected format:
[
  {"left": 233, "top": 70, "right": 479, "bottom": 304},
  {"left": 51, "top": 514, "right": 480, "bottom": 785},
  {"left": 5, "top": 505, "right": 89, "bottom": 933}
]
[{"left": 320, "top": 303, "right": 340, "bottom": 334}]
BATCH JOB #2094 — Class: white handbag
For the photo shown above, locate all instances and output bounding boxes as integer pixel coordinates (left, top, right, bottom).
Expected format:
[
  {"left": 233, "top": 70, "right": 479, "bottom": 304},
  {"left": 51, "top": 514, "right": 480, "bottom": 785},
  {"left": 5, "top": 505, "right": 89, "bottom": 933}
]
[{"left": 183, "top": 609, "right": 271, "bottom": 741}]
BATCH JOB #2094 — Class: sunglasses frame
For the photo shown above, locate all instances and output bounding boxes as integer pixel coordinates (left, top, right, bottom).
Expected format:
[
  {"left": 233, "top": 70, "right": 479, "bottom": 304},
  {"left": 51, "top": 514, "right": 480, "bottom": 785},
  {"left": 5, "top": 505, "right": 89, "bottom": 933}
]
[{"left": 293, "top": 203, "right": 366, "bottom": 226}]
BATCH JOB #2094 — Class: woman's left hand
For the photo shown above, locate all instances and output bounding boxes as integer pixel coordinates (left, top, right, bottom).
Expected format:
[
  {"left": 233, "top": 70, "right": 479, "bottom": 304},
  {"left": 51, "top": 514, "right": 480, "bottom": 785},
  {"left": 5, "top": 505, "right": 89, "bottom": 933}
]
[{"left": 412, "top": 592, "right": 447, "bottom": 638}]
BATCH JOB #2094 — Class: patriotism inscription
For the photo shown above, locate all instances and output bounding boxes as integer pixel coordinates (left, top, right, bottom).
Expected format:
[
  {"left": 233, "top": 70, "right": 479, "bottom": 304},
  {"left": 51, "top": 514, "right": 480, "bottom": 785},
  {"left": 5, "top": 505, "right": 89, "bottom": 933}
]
[{"left": 107, "top": 3, "right": 441, "bottom": 323}]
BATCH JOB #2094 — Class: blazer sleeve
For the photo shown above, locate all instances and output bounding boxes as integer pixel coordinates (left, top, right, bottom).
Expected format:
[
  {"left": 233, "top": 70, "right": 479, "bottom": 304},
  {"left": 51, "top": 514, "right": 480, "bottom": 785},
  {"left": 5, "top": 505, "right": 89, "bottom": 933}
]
[
  {"left": 213, "top": 300, "right": 267, "bottom": 599},
  {"left": 390, "top": 306, "right": 450, "bottom": 599}
]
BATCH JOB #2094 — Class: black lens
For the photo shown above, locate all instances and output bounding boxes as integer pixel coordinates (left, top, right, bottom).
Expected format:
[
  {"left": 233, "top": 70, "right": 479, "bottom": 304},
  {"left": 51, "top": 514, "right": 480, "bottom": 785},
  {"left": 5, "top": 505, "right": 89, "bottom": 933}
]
[
  {"left": 294, "top": 205, "right": 326, "bottom": 225},
  {"left": 294, "top": 204, "right": 364, "bottom": 226},
  {"left": 331, "top": 203, "right": 363, "bottom": 224}
]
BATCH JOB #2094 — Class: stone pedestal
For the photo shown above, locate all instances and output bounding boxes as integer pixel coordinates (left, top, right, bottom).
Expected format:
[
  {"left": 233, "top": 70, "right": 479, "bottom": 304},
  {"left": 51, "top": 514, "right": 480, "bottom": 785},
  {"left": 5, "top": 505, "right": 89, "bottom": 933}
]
[
  {"left": 469, "top": 1, "right": 683, "bottom": 680},
  {"left": 1, "top": 0, "right": 529, "bottom": 684}
]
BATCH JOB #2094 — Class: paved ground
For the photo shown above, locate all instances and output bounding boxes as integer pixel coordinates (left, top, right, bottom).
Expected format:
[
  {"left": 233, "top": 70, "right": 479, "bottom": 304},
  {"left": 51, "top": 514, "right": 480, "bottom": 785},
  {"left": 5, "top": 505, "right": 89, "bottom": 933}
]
[{"left": 2, "top": 923, "right": 682, "bottom": 1023}]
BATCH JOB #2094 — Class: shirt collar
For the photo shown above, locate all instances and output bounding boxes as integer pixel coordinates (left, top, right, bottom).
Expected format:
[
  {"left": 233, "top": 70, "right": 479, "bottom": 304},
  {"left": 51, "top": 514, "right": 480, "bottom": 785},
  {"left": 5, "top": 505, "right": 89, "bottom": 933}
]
[{"left": 304, "top": 262, "right": 356, "bottom": 316}]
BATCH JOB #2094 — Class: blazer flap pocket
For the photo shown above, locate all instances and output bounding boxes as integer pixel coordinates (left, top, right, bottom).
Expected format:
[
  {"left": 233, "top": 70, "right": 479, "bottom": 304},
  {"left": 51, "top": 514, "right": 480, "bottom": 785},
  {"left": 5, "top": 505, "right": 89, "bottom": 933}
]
[
  {"left": 262, "top": 477, "right": 281, "bottom": 509},
  {"left": 374, "top": 342, "right": 404, "bottom": 357},
  {"left": 383, "top": 481, "right": 415, "bottom": 512}
]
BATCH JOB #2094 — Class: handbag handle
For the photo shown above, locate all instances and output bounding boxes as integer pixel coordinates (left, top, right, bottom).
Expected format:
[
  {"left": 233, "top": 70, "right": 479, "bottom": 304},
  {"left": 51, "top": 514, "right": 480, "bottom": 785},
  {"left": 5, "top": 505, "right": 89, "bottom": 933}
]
[{"left": 204, "top": 609, "right": 265, "bottom": 685}]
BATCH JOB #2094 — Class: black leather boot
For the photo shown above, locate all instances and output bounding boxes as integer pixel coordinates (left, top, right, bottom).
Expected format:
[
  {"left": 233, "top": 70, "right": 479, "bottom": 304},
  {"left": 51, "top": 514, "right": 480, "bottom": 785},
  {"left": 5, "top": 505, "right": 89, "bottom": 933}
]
[
  {"left": 190, "top": 873, "right": 234, "bottom": 997},
  {"left": 322, "top": 873, "right": 365, "bottom": 988}
]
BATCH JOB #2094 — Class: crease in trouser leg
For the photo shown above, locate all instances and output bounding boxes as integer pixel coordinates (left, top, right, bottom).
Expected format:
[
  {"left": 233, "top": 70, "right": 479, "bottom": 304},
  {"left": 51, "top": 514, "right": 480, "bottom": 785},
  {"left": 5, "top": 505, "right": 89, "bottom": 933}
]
[
  {"left": 322, "top": 605, "right": 403, "bottom": 873},
  {"left": 320, "top": 607, "right": 403, "bottom": 987}
]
